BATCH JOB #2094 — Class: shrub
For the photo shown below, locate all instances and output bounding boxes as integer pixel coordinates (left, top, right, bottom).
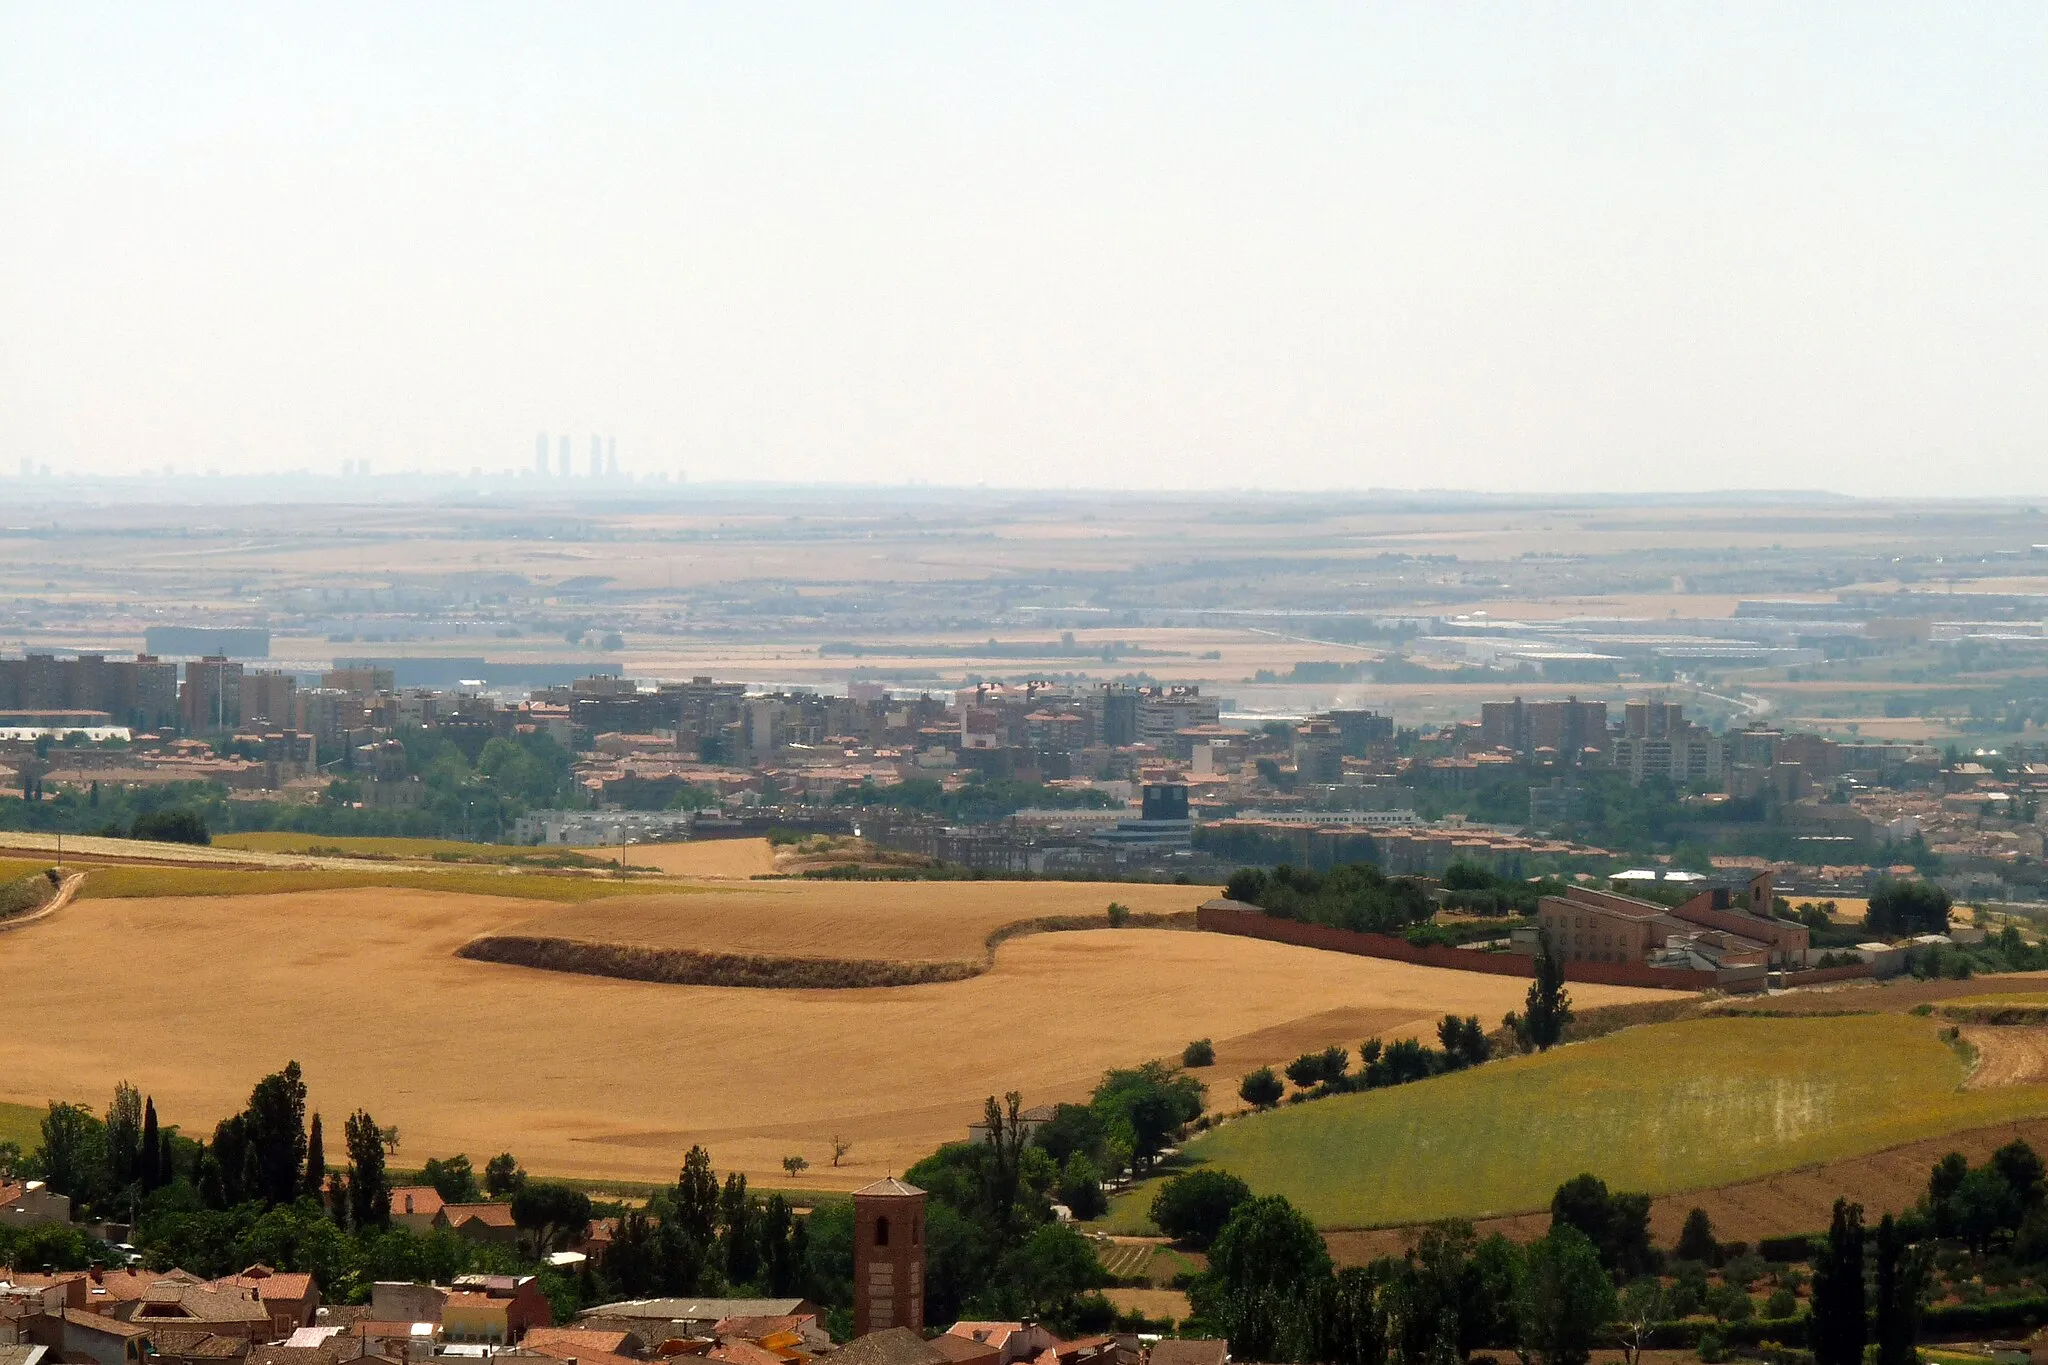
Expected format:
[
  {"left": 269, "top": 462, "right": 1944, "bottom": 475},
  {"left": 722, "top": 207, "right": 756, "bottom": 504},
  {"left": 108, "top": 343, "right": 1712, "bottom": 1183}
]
[
  {"left": 1107, "top": 901, "right": 1131, "bottom": 928},
  {"left": 1181, "top": 1039, "right": 1215, "bottom": 1068},
  {"left": 1239, "top": 1068, "right": 1283, "bottom": 1109}
]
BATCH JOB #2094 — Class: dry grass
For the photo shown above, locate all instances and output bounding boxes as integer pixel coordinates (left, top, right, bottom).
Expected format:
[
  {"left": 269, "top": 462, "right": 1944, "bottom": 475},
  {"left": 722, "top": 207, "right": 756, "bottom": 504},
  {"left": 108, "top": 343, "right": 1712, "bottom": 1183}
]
[
  {"left": 0, "top": 880, "right": 1669, "bottom": 1187},
  {"left": 1102, "top": 1288, "right": 1190, "bottom": 1323}
]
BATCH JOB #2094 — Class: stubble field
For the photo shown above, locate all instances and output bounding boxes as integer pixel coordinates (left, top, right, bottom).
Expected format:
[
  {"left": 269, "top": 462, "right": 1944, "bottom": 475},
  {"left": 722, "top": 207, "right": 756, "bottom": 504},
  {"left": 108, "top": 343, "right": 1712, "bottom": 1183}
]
[{"left": 0, "top": 873, "right": 1668, "bottom": 1187}]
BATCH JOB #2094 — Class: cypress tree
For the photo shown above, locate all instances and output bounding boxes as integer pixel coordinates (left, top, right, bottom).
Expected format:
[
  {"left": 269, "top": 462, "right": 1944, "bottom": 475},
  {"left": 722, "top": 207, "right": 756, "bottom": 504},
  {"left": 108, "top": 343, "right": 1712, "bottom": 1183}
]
[
  {"left": 140, "top": 1097, "right": 161, "bottom": 1193},
  {"left": 1874, "top": 1213, "right": 1924, "bottom": 1365},
  {"left": 1811, "top": 1199, "right": 1867, "bottom": 1365},
  {"left": 303, "top": 1114, "right": 326, "bottom": 1202}
]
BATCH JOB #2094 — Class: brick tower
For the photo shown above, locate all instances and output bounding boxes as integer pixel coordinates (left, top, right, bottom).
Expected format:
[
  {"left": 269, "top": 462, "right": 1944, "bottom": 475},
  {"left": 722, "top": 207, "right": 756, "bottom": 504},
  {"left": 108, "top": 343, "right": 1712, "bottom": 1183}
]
[{"left": 852, "top": 1177, "right": 927, "bottom": 1336}]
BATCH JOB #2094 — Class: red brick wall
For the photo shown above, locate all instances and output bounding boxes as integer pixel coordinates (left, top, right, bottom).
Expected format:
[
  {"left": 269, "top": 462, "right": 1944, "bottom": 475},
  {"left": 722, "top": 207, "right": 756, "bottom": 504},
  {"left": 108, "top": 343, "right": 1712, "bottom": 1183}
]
[{"left": 1195, "top": 905, "right": 1732, "bottom": 992}]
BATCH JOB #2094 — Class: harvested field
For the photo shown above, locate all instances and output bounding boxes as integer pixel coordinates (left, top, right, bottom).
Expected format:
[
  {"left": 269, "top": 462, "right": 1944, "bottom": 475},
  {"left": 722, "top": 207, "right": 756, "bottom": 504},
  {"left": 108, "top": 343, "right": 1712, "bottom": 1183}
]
[
  {"left": 0, "top": 881, "right": 1665, "bottom": 1187},
  {"left": 1962, "top": 1027, "right": 2048, "bottom": 1089},
  {"left": 573, "top": 839, "right": 777, "bottom": 880},
  {"left": 75, "top": 863, "right": 671, "bottom": 903},
  {"left": 1329, "top": 1115, "right": 2048, "bottom": 1264},
  {"left": 489, "top": 880, "right": 1204, "bottom": 964},
  {"left": 1128, "top": 1013, "right": 2048, "bottom": 1231}
]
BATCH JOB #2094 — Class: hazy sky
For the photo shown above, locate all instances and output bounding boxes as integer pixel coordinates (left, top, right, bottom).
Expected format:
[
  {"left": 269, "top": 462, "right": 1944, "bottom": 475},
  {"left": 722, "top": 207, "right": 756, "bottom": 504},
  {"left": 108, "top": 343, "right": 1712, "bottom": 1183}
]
[{"left": 2, "top": 4, "right": 2044, "bottom": 494}]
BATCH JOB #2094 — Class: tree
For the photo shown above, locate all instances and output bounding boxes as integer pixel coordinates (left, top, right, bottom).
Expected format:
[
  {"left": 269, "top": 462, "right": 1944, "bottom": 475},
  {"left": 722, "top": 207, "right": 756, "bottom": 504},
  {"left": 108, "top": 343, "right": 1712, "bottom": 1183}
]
[
  {"left": 1676, "top": 1207, "right": 1717, "bottom": 1264},
  {"left": 302, "top": 1114, "right": 327, "bottom": 1201},
  {"left": 759, "top": 1193, "right": 801, "bottom": 1296},
  {"left": 1524, "top": 930, "right": 1573, "bottom": 1050},
  {"left": 130, "top": 807, "right": 210, "bottom": 845},
  {"left": 104, "top": 1081, "right": 142, "bottom": 1195},
  {"left": 1034, "top": 1104, "right": 1105, "bottom": 1166},
  {"left": 1182, "top": 1039, "right": 1217, "bottom": 1068},
  {"left": 1092, "top": 1062, "right": 1205, "bottom": 1166},
  {"left": 1810, "top": 1199, "right": 1866, "bottom": 1365},
  {"left": 512, "top": 1180, "right": 594, "bottom": 1253},
  {"left": 1208, "top": 1195, "right": 1332, "bottom": 1299},
  {"left": 1240, "top": 1067, "right": 1284, "bottom": 1109},
  {"left": 1866, "top": 879, "right": 1951, "bottom": 938},
  {"left": 38, "top": 1102, "right": 105, "bottom": 1202},
  {"left": 1002, "top": 1223, "right": 1105, "bottom": 1318},
  {"left": 1993, "top": 1138, "right": 2046, "bottom": 1210},
  {"left": 139, "top": 1096, "right": 161, "bottom": 1194},
  {"left": 1516, "top": 1225, "right": 1617, "bottom": 1365},
  {"left": 977, "top": 1093, "right": 1031, "bottom": 1245},
  {"left": 244, "top": 1061, "right": 310, "bottom": 1207},
  {"left": 722, "top": 1172, "right": 759, "bottom": 1284},
  {"left": 1615, "top": 1277, "right": 1669, "bottom": 1365},
  {"left": 1872, "top": 1213, "right": 1926, "bottom": 1365},
  {"left": 484, "top": 1152, "right": 526, "bottom": 1197},
  {"left": 672, "top": 1145, "right": 721, "bottom": 1245},
  {"left": 344, "top": 1109, "right": 392, "bottom": 1232},
  {"left": 1548, "top": 1174, "right": 1652, "bottom": 1277},
  {"left": 782, "top": 1155, "right": 810, "bottom": 1179},
  {"left": 1057, "top": 1153, "right": 1106, "bottom": 1221},
  {"left": 831, "top": 1136, "right": 852, "bottom": 1168},
  {"left": 1151, "top": 1169, "right": 1253, "bottom": 1249},
  {"left": 423, "top": 1154, "right": 481, "bottom": 1203}
]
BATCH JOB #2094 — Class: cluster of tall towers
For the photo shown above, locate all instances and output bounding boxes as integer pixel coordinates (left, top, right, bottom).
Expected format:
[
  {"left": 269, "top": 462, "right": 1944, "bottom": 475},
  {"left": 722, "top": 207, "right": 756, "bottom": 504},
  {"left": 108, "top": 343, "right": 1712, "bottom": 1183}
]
[{"left": 535, "top": 431, "right": 619, "bottom": 478}]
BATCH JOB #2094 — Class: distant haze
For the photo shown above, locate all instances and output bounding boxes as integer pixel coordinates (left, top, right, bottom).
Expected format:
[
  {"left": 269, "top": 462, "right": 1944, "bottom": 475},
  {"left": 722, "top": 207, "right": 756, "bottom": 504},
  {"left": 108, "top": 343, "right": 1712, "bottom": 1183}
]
[{"left": 2, "top": 4, "right": 2044, "bottom": 495}]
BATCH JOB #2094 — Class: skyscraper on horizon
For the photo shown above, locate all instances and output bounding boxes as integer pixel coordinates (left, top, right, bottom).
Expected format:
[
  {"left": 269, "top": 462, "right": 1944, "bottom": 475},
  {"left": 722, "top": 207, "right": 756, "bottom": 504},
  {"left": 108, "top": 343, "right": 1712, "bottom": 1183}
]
[
  {"left": 535, "top": 432, "right": 549, "bottom": 476},
  {"left": 605, "top": 436, "right": 618, "bottom": 477},
  {"left": 589, "top": 433, "right": 602, "bottom": 478},
  {"left": 557, "top": 434, "right": 571, "bottom": 477}
]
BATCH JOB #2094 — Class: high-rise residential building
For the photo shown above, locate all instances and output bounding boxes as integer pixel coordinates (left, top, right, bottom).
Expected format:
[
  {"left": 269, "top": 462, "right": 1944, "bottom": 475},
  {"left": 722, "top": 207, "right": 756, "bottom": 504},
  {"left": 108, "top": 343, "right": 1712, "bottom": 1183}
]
[
  {"left": 605, "top": 436, "right": 618, "bottom": 477},
  {"left": 535, "top": 432, "right": 549, "bottom": 476},
  {"left": 1480, "top": 697, "right": 1609, "bottom": 765},
  {"left": 589, "top": 433, "right": 603, "bottom": 477},
  {"left": 181, "top": 656, "right": 244, "bottom": 734},
  {"left": 558, "top": 434, "right": 571, "bottom": 476}
]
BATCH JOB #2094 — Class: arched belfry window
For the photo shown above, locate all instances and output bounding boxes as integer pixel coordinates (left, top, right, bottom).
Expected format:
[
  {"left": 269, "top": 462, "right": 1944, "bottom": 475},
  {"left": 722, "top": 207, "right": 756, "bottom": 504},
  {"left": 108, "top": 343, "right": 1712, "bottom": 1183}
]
[{"left": 875, "top": 1215, "right": 891, "bottom": 1247}]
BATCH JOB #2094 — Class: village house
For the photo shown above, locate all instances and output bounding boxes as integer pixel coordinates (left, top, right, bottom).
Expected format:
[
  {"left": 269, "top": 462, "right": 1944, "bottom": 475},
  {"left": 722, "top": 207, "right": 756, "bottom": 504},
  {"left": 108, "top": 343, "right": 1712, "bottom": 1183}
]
[
  {"left": 204, "top": 1268, "right": 319, "bottom": 1339},
  {"left": 117, "top": 1277, "right": 274, "bottom": 1341},
  {"left": 386, "top": 1187, "right": 446, "bottom": 1235},
  {"left": 434, "top": 1203, "right": 520, "bottom": 1246},
  {"left": 0, "top": 1183, "right": 71, "bottom": 1232},
  {"left": 440, "top": 1276, "right": 551, "bottom": 1345}
]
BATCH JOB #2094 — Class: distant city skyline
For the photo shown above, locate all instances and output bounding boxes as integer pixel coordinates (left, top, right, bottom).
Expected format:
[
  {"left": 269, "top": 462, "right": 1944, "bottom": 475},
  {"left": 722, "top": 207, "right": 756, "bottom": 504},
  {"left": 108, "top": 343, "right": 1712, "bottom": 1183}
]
[{"left": 2, "top": 4, "right": 2044, "bottom": 495}]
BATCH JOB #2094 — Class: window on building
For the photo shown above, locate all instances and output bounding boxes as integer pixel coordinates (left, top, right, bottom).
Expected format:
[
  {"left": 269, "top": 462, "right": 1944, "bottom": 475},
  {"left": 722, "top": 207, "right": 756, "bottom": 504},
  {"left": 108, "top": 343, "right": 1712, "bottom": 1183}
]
[{"left": 875, "top": 1215, "right": 891, "bottom": 1248}]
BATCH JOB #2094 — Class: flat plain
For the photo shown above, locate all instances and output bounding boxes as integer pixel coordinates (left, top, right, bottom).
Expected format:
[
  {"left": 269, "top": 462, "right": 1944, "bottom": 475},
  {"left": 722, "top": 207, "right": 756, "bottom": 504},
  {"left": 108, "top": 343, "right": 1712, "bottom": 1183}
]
[
  {"left": 1126, "top": 1013, "right": 2048, "bottom": 1232},
  {"left": 0, "top": 876, "right": 1666, "bottom": 1186}
]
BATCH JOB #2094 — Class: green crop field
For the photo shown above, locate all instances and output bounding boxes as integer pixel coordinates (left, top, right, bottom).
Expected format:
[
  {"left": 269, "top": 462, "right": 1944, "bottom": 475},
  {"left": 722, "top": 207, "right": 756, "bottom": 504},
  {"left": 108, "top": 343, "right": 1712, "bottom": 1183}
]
[
  {"left": 0, "top": 1099, "right": 43, "bottom": 1154},
  {"left": 1112, "top": 1014, "right": 2048, "bottom": 1231},
  {"left": 74, "top": 864, "right": 691, "bottom": 903}
]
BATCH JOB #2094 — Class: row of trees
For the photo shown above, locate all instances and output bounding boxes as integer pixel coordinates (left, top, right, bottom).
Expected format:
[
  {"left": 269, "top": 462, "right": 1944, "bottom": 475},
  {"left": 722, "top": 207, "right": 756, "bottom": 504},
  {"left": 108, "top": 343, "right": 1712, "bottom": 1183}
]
[
  {"left": 1223, "top": 863, "right": 1434, "bottom": 935},
  {"left": 1240, "top": 1016, "right": 1497, "bottom": 1110}
]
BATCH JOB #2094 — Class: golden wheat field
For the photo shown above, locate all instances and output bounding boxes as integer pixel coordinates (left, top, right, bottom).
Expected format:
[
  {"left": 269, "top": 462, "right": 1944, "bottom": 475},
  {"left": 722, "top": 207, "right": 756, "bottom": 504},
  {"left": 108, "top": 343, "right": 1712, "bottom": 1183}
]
[
  {"left": 0, "top": 877, "right": 1675, "bottom": 1187},
  {"left": 500, "top": 878, "right": 1206, "bottom": 963},
  {"left": 580, "top": 839, "right": 779, "bottom": 879}
]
